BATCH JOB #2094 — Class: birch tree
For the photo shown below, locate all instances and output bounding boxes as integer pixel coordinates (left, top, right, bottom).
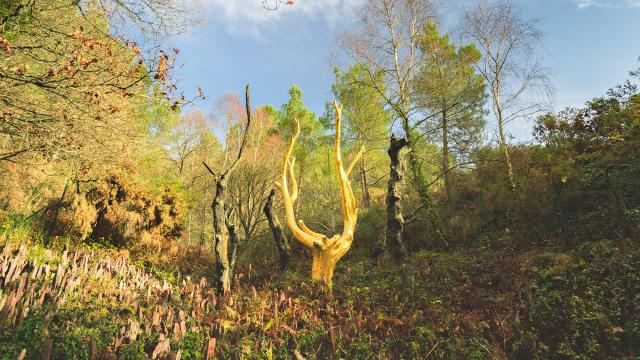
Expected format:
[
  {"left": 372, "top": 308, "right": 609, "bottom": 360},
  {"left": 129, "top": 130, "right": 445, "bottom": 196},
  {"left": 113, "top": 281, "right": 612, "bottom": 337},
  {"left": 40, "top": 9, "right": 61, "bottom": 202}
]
[{"left": 460, "top": 0, "right": 550, "bottom": 189}]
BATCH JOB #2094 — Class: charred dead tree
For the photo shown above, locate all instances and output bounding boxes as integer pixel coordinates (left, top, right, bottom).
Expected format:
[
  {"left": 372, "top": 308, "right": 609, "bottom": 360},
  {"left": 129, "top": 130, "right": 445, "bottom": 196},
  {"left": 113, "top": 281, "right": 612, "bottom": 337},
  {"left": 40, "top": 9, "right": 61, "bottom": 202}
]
[
  {"left": 263, "top": 189, "right": 291, "bottom": 271},
  {"left": 203, "top": 84, "right": 253, "bottom": 296},
  {"left": 382, "top": 134, "right": 417, "bottom": 291},
  {"left": 380, "top": 135, "right": 410, "bottom": 262}
]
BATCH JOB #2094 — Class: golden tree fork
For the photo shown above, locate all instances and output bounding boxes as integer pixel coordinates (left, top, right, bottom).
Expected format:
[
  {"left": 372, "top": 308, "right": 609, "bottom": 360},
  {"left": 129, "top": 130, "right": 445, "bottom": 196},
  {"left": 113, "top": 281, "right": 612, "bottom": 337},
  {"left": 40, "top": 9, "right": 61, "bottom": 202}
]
[{"left": 275, "top": 101, "right": 364, "bottom": 290}]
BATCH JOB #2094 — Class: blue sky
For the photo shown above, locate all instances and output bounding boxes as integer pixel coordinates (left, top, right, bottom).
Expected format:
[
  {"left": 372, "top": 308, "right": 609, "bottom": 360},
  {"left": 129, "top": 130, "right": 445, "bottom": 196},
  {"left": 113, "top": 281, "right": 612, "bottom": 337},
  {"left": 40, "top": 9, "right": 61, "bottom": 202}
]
[{"left": 169, "top": 0, "right": 640, "bottom": 140}]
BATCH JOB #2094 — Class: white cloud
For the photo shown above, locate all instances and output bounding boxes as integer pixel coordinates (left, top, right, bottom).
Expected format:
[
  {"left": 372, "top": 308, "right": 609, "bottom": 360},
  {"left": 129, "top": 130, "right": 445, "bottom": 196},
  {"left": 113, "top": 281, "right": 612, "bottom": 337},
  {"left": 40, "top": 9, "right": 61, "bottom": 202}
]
[
  {"left": 574, "top": 0, "right": 640, "bottom": 8},
  {"left": 200, "top": 0, "right": 366, "bottom": 37}
]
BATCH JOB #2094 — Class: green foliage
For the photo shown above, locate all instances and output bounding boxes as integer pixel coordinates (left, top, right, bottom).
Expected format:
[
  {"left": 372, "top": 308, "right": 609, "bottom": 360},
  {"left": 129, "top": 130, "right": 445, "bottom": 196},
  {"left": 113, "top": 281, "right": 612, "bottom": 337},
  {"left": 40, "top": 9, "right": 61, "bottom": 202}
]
[
  {"left": 328, "top": 64, "right": 391, "bottom": 148},
  {"left": 414, "top": 20, "right": 487, "bottom": 162},
  {"left": 523, "top": 241, "right": 640, "bottom": 359},
  {"left": 2, "top": 234, "right": 639, "bottom": 359},
  {"left": 178, "top": 331, "right": 205, "bottom": 359},
  {"left": 530, "top": 72, "right": 640, "bottom": 244},
  {"left": 277, "top": 84, "right": 323, "bottom": 155},
  {"left": 353, "top": 206, "right": 386, "bottom": 252}
]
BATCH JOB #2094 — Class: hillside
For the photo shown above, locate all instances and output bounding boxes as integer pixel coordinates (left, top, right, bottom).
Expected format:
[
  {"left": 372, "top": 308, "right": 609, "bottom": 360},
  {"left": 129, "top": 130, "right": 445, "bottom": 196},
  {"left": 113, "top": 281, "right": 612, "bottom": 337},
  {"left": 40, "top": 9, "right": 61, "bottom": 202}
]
[{"left": 1, "top": 234, "right": 638, "bottom": 359}]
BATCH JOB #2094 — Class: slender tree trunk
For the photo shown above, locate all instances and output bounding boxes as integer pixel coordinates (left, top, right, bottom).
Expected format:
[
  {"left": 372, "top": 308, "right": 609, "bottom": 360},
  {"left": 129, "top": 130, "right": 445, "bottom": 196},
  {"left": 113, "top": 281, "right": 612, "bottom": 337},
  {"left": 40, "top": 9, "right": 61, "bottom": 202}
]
[
  {"left": 552, "top": 180, "right": 571, "bottom": 249},
  {"left": 496, "top": 107, "right": 516, "bottom": 190},
  {"left": 187, "top": 212, "right": 192, "bottom": 246},
  {"left": 359, "top": 152, "right": 372, "bottom": 208},
  {"left": 383, "top": 135, "right": 409, "bottom": 260},
  {"left": 206, "top": 84, "right": 252, "bottom": 296},
  {"left": 405, "top": 140, "right": 448, "bottom": 246},
  {"left": 264, "top": 189, "right": 291, "bottom": 271},
  {"left": 442, "top": 108, "right": 452, "bottom": 209},
  {"left": 46, "top": 178, "right": 70, "bottom": 243},
  {"left": 295, "top": 160, "right": 304, "bottom": 216},
  {"left": 200, "top": 199, "right": 207, "bottom": 253}
]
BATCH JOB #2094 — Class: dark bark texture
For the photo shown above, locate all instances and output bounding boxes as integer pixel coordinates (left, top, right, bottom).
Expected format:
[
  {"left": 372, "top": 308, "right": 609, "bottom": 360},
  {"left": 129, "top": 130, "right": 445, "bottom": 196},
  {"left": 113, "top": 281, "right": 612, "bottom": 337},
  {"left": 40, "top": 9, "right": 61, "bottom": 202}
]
[
  {"left": 211, "top": 179, "right": 235, "bottom": 294},
  {"left": 263, "top": 189, "right": 291, "bottom": 271},
  {"left": 384, "top": 135, "right": 409, "bottom": 261}
]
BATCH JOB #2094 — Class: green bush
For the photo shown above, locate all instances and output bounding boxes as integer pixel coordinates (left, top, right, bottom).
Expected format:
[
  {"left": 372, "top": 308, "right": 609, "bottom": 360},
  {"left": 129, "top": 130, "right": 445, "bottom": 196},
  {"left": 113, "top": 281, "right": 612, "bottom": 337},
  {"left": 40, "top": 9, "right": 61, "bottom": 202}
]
[{"left": 522, "top": 242, "right": 640, "bottom": 359}]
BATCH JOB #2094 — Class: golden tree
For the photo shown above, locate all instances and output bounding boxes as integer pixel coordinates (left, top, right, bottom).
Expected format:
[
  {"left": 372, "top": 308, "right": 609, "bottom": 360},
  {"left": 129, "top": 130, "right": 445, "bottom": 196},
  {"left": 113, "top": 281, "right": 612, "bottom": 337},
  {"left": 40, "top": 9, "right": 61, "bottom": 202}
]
[{"left": 276, "top": 101, "right": 363, "bottom": 290}]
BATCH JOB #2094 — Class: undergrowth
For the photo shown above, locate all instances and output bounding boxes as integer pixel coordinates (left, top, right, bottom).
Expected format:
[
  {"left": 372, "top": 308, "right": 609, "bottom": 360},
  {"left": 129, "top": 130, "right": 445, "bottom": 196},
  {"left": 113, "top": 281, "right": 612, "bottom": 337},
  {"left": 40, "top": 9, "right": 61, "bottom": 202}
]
[{"left": 0, "top": 223, "right": 638, "bottom": 359}]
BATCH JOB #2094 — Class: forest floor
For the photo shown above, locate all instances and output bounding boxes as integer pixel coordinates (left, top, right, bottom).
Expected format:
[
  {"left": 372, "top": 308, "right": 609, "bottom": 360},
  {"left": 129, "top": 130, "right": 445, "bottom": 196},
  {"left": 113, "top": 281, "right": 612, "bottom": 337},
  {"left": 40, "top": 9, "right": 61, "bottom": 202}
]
[{"left": 0, "top": 233, "right": 638, "bottom": 359}]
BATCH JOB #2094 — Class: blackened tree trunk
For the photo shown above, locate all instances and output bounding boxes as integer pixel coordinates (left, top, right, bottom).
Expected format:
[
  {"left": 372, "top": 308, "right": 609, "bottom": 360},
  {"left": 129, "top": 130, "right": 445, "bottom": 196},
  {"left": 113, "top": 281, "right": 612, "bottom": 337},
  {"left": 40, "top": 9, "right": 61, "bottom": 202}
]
[
  {"left": 211, "top": 178, "right": 237, "bottom": 294},
  {"left": 225, "top": 208, "right": 238, "bottom": 283},
  {"left": 383, "top": 135, "right": 409, "bottom": 261},
  {"left": 384, "top": 135, "right": 416, "bottom": 291},
  {"left": 204, "top": 84, "right": 253, "bottom": 296},
  {"left": 263, "top": 189, "right": 291, "bottom": 271}
]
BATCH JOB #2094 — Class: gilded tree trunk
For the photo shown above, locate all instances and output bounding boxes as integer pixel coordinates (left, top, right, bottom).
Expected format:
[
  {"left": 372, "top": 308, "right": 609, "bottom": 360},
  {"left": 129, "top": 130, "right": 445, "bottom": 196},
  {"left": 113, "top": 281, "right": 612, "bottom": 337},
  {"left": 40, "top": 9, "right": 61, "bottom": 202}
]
[
  {"left": 275, "top": 101, "right": 363, "bottom": 292},
  {"left": 311, "top": 249, "right": 337, "bottom": 289}
]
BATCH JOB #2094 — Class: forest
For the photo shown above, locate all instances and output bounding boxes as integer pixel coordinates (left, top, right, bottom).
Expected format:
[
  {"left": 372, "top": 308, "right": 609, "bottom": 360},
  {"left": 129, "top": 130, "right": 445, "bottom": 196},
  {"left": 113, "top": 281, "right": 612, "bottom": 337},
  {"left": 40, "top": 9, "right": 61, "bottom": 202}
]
[{"left": 0, "top": 0, "right": 639, "bottom": 359}]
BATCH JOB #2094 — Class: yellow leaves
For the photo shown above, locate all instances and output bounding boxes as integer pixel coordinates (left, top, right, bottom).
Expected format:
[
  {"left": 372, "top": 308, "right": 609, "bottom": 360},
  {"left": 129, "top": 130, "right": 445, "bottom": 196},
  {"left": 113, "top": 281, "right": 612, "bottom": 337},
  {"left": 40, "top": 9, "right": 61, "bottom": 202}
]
[
  {"left": 75, "top": 53, "right": 93, "bottom": 68},
  {"left": 59, "top": 60, "right": 74, "bottom": 76},
  {"left": 130, "top": 44, "right": 142, "bottom": 56},
  {"left": 225, "top": 305, "right": 238, "bottom": 318},
  {"left": 171, "top": 96, "right": 185, "bottom": 111},
  {"left": 263, "top": 319, "right": 274, "bottom": 332},
  {"left": 88, "top": 90, "right": 102, "bottom": 104},
  {"left": 154, "top": 51, "right": 170, "bottom": 83}
]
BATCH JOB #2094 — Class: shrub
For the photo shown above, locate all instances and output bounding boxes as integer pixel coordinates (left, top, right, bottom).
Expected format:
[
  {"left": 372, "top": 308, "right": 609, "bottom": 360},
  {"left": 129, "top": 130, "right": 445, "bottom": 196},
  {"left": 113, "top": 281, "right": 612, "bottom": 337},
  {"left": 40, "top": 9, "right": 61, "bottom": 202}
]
[{"left": 42, "top": 174, "right": 184, "bottom": 248}]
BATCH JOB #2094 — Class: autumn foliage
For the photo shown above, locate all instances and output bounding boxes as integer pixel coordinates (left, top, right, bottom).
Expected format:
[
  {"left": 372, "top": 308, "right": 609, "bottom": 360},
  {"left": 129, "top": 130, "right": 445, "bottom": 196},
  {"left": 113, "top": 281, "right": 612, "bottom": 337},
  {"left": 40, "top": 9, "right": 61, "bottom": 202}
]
[{"left": 42, "top": 175, "right": 184, "bottom": 248}]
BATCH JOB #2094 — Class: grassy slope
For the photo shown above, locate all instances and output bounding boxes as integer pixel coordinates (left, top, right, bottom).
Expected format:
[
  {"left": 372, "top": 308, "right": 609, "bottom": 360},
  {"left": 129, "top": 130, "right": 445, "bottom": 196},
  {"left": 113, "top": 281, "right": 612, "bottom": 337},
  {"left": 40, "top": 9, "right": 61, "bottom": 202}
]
[{"left": 0, "top": 234, "right": 638, "bottom": 359}]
